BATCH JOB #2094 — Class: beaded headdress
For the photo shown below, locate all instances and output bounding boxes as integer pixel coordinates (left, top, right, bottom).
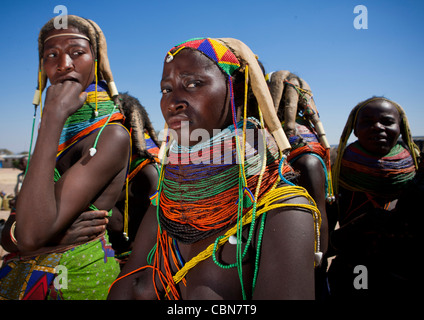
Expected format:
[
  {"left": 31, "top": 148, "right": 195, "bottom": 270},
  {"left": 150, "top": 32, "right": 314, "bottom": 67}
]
[{"left": 166, "top": 38, "right": 241, "bottom": 76}]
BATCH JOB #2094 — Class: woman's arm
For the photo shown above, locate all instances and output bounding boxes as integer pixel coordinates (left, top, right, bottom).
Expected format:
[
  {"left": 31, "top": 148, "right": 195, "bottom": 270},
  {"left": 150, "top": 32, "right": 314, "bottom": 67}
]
[
  {"left": 15, "top": 80, "right": 129, "bottom": 252},
  {"left": 1, "top": 210, "right": 109, "bottom": 255},
  {"left": 252, "top": 196, "right": 316, "bottom": 300}
]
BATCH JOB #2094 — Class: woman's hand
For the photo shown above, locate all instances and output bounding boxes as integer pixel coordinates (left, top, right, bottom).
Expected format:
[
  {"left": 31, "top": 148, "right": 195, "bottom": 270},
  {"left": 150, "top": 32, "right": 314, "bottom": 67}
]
[
  {"left": 43, "top": 80, "right": 87, "bottom": 121},
  {"left": 57, "top": 210, "right": 109, "bottom": 245}
]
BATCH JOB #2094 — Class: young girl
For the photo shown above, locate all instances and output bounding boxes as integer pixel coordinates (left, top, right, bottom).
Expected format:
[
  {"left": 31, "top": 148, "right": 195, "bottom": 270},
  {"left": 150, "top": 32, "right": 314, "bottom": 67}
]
[
  {"left": 0, "top": 15, "right": 130, "bottom": 300},
  {"left": 328, "top": 97, "right": 420, "bottom": 297},
  {"left": 108, "top": 38, "right": 321, "bottom": 300}
]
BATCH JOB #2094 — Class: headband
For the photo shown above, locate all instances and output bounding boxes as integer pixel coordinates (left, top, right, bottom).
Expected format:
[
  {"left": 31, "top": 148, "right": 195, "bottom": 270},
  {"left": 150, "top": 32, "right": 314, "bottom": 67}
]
[{"left": 43, "top": 33, "right": 90, "bottom": 43}]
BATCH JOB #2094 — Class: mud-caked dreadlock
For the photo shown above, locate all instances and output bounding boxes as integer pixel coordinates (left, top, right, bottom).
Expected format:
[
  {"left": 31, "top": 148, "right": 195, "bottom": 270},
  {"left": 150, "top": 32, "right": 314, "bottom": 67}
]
[{"left": 119, "top": 92, "right": 159, "bottom": 160}]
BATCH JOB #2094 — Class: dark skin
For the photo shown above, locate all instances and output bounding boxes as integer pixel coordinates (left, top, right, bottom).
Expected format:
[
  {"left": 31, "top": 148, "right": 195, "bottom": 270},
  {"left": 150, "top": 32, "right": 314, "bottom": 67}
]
[
  {"left": 354, "top": 100, "right": 401, "bottom": 157},
  {"left": 108, "top": 49, "right": 315, "bottom": 300},
  {"left": 291, "top": 155, "right": 328, "bottom": 254},
  {"left": 14, "top": 27, "right": 130, "bottom": 254}
]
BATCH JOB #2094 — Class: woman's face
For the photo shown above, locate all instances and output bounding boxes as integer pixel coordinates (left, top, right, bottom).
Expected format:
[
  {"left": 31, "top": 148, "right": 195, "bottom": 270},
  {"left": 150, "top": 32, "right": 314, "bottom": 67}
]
[
  {"left": 42, "top": 27, "right": 95, "bottom": 90},
  {"left": 160, "top": 49, "right": 232, "bottom": 146},
  {"left": 354, "top": 99, "right": 401, "bottom": 156}
]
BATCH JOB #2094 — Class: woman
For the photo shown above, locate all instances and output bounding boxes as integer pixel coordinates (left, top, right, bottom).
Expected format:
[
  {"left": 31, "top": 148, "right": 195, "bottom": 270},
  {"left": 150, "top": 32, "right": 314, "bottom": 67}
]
[
  {"left": 328, "top": 97, "right": 420, "bottom": 297},
  {"left": 0, "top": 15, "right": 130, "bottom": 300},
  {"left": 108, "top": 38, "right": 321, "bottom": 300}
]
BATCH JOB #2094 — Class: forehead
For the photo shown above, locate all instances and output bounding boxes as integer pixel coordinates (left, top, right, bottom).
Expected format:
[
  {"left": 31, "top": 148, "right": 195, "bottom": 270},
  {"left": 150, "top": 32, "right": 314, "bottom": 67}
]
[
  {"left": 162, "top": 49, "right": 223, "bottom": 77},
  {"left": 43, "top": 27, "right": 90, "bottom": 49},
  {"left": 357, "top": 100, "right": 400, "bottom": 120}
]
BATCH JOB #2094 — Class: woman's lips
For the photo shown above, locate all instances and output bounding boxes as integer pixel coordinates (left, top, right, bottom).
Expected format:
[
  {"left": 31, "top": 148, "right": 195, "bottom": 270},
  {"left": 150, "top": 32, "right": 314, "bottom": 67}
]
[
  {"left": 167, "top": 116, "right": 190, "bottom": 130},
  {"left": 54, "top": 76, "right": 79, "bottom": 84}
]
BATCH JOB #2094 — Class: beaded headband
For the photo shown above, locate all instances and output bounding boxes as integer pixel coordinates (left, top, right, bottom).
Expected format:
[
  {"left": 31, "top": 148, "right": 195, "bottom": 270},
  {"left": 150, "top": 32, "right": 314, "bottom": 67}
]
[{"left": 166, "top": 38, "right": 241, "bottom": 76}]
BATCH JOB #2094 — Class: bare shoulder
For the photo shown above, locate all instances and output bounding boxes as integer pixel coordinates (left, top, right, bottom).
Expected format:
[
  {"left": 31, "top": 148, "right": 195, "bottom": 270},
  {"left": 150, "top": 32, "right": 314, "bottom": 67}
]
[
  {"left": 101, "top": 123, "right": 131, "bottom": 145},
  {"left": 252, "top": 186, "right": 316, "bottom": 299},
  {"left": 90, "top": 123, "right": 131, "bottom": 163},
  {"left": 262, "top": 189, "right": 315, "bottom": 241}
]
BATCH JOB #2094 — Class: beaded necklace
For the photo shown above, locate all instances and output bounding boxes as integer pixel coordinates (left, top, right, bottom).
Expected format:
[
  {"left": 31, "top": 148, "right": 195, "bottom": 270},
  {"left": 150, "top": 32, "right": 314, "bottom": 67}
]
[
  {"left": 339, "top": 141, "right": 416, "bottom": 197},
  {"left": 56, "top": 81, "right": 124, "bottom": 159},
  {"left": 159, "top": 118, "right": 280, "bottom": 244}
]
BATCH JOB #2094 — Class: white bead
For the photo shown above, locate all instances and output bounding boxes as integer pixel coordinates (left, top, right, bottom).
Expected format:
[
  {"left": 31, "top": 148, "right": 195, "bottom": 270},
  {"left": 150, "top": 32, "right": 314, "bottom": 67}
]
[
  {"left": 89, "top": 148, "right": 97, "bottom": 156},
  {"left": 94, "top": 111, "right": 99, "bottom": 117},
  {"left": 166, "top": 54, "right": 174, "bottom": 63},
  {"left": 229, "top": 235, "right": 238, "bottom": 245},
  {"left": 314, "top": 252, "right": 323, "bottom": 265}
]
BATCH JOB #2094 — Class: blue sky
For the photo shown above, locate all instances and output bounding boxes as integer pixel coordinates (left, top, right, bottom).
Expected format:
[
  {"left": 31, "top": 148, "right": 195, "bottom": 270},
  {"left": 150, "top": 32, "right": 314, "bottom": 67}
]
[{"left": 1, "top": 0, "right": 423, "bottom": 153}]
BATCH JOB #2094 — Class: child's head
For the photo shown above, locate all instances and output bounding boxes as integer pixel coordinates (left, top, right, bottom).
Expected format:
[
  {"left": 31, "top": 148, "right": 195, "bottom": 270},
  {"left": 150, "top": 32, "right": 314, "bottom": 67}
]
[{"left": 353, "top": 97, "right": 402, "bottom": 156}]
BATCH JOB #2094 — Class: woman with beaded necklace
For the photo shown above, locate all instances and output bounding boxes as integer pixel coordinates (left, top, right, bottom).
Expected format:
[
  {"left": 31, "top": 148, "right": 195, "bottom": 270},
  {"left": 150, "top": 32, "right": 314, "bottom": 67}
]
[
  {"left": 0, "top": 15, "right": 130, "bottom": 300},
  {"left": 108, "top": 38, "right": 321, "bottom": 300}
]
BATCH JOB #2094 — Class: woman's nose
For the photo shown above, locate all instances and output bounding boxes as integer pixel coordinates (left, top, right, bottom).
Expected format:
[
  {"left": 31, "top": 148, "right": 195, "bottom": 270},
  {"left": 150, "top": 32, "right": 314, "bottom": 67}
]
[
  {"left": 167, "top": 93, "right": 188, "bottom": 112},
  {"left": 56, "top": 54, "right": 74, "bottom": 72}
]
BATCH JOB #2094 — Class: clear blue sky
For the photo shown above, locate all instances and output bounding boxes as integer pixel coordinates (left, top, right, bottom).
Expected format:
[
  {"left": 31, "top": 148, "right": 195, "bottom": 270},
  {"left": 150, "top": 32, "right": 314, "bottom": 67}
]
[{"left": 1, "top": 0, "right": 423, "bottom": 153}]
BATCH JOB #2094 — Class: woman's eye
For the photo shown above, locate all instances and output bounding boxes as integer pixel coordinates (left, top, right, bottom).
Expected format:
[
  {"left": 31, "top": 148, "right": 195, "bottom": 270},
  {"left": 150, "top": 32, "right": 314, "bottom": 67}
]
[
  {"left": 72, "top": 50, "right": 84, "bottom": 56},
  {"left": 161, "top": 88, "right": 171, "bottom": 94},
  {"left": 187, "top": 81, "right": 201, "bottom": 88}
]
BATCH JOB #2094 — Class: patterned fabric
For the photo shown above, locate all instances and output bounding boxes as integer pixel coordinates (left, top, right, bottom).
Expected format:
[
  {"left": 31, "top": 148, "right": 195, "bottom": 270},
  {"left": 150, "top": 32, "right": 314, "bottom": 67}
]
[
  {"left": 168, "top": 38, "right": 240, "bottom": 76},
  {"left": 0, "top": 234, "right": 119, "bottom": 300},
  {"left": 0, "top": 253, "right": 61, "bottom": 300},
  {"left": 144, "top": 131, "right": 160, "bottom": 156}
]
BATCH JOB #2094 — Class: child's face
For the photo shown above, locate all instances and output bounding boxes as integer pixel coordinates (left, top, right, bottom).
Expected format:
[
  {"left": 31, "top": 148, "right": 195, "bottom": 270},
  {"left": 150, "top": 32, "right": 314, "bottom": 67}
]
[
  {"left": 43, "top": 27, "right": 95, "bottom": 90},
  {"left": 354, "top": 100, "right": 401, "bottom": 156},
  {"left": 160, "top": 49, "right": 232, "bottom": 146}
]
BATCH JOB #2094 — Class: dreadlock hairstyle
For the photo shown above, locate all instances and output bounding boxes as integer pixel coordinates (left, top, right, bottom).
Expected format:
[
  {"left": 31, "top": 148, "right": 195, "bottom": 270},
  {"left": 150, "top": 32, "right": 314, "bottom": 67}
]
[
  {"left": 266, "top": 70, "right": 335, "bottom": 202},
  {"left": 332, "top": 96, "right": 420, "bottom": 197},
  {"left": 119, "top": 92, "right": 159, "bottom": 160}
]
